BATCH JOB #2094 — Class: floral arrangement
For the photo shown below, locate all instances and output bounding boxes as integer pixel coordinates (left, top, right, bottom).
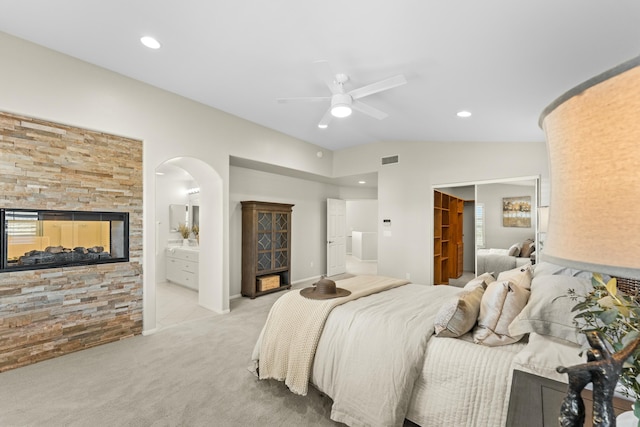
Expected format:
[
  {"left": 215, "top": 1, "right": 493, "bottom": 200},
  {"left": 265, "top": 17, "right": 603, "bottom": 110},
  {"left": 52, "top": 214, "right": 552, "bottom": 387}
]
[
  {"left": 568, "top": 273, "right": 640, "bottom": 415},
  {"left": 178, "top": 223, "right": 191, "bottom": 239},
  {"left": 191, "top": 224, "right": 199, "bottom": 239}
]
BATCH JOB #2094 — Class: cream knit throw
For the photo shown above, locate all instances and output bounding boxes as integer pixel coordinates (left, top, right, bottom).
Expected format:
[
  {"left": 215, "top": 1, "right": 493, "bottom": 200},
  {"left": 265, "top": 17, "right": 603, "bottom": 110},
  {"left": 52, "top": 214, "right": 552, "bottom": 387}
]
[{"left": 258, "top": 275, "right": 409, "bottom": 395}]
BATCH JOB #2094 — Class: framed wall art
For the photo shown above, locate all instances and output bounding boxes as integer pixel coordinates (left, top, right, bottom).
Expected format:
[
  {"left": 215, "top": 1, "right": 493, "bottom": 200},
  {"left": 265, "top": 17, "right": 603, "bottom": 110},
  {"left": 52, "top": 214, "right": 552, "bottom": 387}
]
[{"left": 502, "top": 196, "right": 531, "bottom": 228}]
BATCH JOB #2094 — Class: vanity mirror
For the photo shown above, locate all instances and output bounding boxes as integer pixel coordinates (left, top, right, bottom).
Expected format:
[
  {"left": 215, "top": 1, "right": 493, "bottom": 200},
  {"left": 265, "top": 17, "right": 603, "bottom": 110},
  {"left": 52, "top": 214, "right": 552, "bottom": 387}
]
[{"left": 169, "top": 204, "right": 188, "bottom": 232}]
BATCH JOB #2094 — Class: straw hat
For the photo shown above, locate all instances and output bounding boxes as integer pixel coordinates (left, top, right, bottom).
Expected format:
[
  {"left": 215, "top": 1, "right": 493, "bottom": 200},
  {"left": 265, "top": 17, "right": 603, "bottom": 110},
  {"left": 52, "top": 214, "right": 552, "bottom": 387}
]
[{"left": 300, "top": 276, "right": 351, "bottom": 300}]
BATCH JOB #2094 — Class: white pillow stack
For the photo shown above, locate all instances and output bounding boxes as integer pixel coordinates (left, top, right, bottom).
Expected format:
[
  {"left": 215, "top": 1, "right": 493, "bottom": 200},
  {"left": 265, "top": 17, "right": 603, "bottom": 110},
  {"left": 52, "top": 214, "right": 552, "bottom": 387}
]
[{"left": 472, "top": 264, "right": 532, "bottom": 346}]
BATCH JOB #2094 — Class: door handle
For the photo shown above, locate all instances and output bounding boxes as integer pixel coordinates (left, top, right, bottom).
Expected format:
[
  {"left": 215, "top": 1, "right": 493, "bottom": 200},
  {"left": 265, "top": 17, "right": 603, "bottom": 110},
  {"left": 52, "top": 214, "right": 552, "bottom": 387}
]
[{"left": 327, "top": 240, "right": 334, "bottom": 244}]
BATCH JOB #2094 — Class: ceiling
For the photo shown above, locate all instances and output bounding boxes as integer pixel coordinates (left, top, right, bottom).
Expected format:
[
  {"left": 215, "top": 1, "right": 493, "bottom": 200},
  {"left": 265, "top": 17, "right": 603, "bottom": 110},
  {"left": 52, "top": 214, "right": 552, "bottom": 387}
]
[{"left": 0, "top": 1, "right": 639, "bottom": 152}]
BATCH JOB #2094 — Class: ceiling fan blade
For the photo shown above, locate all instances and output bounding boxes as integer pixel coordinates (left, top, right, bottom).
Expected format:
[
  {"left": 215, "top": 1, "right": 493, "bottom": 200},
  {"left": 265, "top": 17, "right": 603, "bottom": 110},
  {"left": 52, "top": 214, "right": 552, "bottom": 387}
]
[
  {"left": 318, "top": 108, "right": 333, "bottom": 128},
  {"left": 348, "top": 74, "right": 407, "bottom": 100},
  {"left": 276, "top": 96, "right": 330, "bottom": 104},
  {"left": 313, "top": 60, "right": 340, "bottom": 94},
  {"left": 352, "top": 100, "right": 388, "bottom": 120}
]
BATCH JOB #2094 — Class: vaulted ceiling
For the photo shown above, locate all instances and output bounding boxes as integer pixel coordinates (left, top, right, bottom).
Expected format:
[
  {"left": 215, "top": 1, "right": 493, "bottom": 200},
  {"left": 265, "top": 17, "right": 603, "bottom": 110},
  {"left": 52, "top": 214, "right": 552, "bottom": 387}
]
[{"left": 1, "top": 1, "right": 639, "bottom": 151}]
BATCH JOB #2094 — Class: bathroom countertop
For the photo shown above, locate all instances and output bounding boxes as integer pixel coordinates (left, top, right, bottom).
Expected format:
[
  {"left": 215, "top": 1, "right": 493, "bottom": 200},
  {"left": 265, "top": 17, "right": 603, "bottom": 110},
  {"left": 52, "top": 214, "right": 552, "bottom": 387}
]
[{"left": 166, "top": 246, "right": 199, "bottom": 252}]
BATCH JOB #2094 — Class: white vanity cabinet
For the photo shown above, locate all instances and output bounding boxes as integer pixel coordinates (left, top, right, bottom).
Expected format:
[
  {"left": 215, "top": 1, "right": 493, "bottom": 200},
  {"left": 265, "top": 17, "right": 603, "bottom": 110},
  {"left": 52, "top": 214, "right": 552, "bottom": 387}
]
[{"left": 165, "top": 247, "right": 199, "bottom": 291}]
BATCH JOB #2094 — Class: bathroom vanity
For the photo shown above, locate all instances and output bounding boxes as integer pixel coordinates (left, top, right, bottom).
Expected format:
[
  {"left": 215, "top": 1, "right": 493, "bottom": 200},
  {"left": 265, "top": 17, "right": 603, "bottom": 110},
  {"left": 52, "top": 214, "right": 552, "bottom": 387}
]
[{"left": 165, "top": 247, "right": 199, "bottom": 291}]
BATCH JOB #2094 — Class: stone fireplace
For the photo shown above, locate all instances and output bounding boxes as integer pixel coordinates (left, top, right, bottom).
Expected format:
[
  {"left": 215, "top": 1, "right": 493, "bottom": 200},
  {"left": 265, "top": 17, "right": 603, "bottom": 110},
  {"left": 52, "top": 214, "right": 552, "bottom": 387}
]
[{"left": 0, "top": 111, "right": 143, "bottom": 372}]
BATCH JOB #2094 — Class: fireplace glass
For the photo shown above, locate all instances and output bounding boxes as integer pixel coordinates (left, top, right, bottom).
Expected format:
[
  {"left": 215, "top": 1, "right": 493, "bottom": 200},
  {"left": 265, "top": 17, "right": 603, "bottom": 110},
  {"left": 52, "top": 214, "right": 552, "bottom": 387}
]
[{"left": 1, "top": 209, "right": 129, "bottom": 271}]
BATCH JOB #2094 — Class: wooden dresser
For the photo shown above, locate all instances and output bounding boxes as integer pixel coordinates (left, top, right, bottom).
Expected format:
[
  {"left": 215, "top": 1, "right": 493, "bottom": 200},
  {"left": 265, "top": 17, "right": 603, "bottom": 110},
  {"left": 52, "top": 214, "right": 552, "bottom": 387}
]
[{"left": 241, "top": 201, "right": 293, "bottom": 298}]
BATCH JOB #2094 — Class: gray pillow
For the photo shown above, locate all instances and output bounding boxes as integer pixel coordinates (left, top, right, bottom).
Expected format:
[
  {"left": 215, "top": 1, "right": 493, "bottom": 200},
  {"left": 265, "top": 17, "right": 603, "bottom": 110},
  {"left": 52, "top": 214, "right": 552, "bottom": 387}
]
[
  {"left": 434, "top": 286, "right": 485, "bottom": 338},
  {"left": 508, "top": 274, "right": 593, "bottom": 344},
  {"left": 520, "top": 240, "right": 535, "bottom": 258}
]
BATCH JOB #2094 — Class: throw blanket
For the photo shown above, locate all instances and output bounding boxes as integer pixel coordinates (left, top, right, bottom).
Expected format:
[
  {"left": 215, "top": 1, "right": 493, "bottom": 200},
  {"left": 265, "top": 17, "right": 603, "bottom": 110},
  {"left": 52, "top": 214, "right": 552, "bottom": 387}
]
[{"left": 257, "top": 275, "right": 409, "bottom": 395}]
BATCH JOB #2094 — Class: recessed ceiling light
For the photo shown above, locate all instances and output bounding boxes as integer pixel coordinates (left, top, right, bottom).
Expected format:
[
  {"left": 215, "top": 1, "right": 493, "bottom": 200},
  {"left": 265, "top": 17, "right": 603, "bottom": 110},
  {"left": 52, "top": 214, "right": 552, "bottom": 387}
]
[
  {"left": 358, "top": 180, "right": 366, "bottom": 185},
  {"left": 457, "top": 110, "right": 472, "bottom": 118},
  {"left": 140, "top": 36, "right": 161, "bottom": 49},
  {"left": 318, "top": 124, "right": 328, "bottom": 129}
]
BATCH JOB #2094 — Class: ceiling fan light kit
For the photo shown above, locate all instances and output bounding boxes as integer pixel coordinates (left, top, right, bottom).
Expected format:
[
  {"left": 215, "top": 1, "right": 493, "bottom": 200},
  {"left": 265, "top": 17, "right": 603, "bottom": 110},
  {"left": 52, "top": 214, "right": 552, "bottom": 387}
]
[
  {"left": 277, "top": 60, "right": 407, "bottom": 129},
  {"left": 330, "top": 94, "right": 353, "bottom": 118}
]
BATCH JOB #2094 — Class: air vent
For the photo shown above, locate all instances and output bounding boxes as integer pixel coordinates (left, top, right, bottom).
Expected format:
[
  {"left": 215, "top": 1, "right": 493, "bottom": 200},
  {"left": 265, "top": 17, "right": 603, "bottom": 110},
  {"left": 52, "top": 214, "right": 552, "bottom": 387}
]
[{"left": 381, "top": 155, "right": 399, "bottom": 165}]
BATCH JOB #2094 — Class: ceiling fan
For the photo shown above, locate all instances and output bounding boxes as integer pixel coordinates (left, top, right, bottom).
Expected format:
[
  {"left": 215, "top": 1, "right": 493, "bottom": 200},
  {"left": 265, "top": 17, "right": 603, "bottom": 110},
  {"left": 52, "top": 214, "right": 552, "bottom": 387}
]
[{"left": 276, "top": 60, "right": 407, "bottom": 129}]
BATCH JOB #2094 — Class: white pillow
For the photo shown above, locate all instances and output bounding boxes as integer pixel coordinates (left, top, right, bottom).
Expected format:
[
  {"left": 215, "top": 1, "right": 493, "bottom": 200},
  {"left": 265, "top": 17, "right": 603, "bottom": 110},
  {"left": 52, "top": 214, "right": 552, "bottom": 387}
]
[
  {"left": 497, "top": 264, "right": 533, "bottom": 290},
  {"left": 434, "top": 286, "right": 485, "bottom": 338},
  {"left": 508, "top": 274, "right": 592, "bottom": 345},
  {"left": 473, "top": 280, "right": 531, "bottom": 346},
  {"left": 463, "top": 272, "right": 496, "bottom": 290},
  {"left": 511, "top": 332, "right": 583, "bottom": 383},
  {"left": 508, "top": 243, "right": 522, "bottom": 257}
]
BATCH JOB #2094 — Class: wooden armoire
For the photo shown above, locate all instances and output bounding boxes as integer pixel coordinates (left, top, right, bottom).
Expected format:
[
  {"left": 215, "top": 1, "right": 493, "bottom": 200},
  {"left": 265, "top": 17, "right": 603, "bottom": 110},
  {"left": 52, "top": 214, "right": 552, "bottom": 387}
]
[{"left": 241, "top": 201, "right": 293, "bottom": 298}]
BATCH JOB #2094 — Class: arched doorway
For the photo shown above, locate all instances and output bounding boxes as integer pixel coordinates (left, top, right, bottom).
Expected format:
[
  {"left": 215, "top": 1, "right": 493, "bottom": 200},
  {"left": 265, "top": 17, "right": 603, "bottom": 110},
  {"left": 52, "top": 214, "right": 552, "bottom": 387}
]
[{"left": 148, "top": 157, "right": 227, "bottom": 332}]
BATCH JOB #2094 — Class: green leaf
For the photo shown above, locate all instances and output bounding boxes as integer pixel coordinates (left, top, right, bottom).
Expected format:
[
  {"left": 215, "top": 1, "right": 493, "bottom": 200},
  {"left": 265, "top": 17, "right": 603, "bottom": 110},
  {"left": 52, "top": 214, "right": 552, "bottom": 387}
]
[
  {"left": 571, "top": 302, "right": 591, "bottom": 312},
  {"left": 573, "top": 312, "right": 594, "bottom": 319},
  {"left": 599, "top": 308, "right": 619, "bottom": 325}
]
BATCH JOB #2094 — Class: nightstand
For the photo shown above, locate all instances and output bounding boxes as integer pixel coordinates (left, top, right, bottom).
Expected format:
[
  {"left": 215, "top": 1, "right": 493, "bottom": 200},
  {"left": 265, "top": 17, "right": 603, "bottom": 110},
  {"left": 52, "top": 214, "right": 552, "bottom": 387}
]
[{"left": 506, "top": 370, "right": 631, "bottom": 426}]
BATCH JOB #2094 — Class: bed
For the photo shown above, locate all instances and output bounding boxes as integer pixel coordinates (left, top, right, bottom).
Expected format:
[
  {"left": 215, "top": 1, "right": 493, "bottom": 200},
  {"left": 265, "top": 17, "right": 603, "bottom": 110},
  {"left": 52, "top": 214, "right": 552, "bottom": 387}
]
[
  {"left": 251, "top": 264, "right": 594, "bottom": 427},
  {"left": 476, "top": 238, "right": 536, "bottom": 276}
]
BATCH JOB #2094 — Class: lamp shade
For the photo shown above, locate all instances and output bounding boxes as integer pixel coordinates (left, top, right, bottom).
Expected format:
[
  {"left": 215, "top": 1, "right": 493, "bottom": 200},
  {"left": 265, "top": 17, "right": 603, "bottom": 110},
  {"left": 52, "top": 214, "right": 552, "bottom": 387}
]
[{"left": 539, "top": 56, "right": 640, "bottom": 280}]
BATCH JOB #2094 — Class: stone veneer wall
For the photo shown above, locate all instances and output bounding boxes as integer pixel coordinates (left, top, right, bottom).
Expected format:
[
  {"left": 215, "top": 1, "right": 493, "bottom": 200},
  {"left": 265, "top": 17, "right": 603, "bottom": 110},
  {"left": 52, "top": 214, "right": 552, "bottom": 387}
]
[{"left": 0, "top": 111, "right": 143, "bottom": 372}]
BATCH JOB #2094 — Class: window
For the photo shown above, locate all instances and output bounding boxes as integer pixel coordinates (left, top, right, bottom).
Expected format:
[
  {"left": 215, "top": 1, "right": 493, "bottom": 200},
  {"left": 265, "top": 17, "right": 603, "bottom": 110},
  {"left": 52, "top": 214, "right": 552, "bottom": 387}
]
[{"left": 475, "top": 203, "right": 485, "bottom": 248}]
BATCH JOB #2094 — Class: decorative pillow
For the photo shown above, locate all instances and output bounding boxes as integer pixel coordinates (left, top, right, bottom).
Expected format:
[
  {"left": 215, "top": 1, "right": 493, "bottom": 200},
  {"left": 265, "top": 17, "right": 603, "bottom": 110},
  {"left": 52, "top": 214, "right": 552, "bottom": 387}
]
[
  {"left": 434, "top": 286, "right": 485, "bottom": 338},
  {"left": 511, "top": 332, "right": 583, "bottom": 383},
  {"left": 497, "top": 264, "right": 532, "bottom": 290},
  {"left": 508, "top": 243, "right": 522, "bottom": 257},
  {"left": 473, "top": 280, "right": 531, "bottom": 346},
  {"left": 519, "top": 239, "right": 536, "bottom": 258},
  {"left": 532, "top": 261, "right": 594, "bottom": 280},
  {"left": 508, "top": 274, "right": 593, "bottom": 345},
  {"left": 463, "top": 272, "right": 496, "bottom": 290}
]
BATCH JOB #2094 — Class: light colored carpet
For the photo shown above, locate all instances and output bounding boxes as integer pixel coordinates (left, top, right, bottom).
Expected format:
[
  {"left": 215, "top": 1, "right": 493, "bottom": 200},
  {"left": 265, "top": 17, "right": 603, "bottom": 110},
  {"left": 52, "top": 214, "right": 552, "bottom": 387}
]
[
  {"left": 0, "top": 276, "right": 419, "bottom": 427},
  {"left": 0, "top": 280, "right": 341, "bottom": 427}
]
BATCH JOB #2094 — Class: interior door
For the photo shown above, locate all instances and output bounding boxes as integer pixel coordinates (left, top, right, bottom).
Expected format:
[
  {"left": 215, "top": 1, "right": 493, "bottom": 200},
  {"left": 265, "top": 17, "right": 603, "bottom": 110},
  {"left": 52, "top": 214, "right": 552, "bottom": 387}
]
[{"left": 326, "top": 198, "right": 346, "bottom": 277}]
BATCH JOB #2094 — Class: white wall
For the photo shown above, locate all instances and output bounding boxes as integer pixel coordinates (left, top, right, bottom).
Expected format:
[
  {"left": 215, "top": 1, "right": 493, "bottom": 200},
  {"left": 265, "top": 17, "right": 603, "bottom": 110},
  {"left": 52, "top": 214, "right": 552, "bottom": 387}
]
[
  {"left": 346, "top": 200, "right": 378, "bottom": 254},
  {"left": 333, "top": 140, "right": 549, "bottom": 284}
]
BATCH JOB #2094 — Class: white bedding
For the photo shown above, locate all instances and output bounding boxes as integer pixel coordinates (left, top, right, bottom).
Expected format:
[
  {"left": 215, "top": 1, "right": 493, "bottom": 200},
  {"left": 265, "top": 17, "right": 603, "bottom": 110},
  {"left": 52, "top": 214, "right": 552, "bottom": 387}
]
[
  {"left": 255, "top": 275, "right": 409, "bottom": 395},
  {"left": 311, "top": 283, "right": 461, "bottom": 427},
  {"left": 407, "top": 333, "right": 526, "bottom": 426},
  {"left": 252, "top": 272, "right": 574, "bottom": 426}
]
